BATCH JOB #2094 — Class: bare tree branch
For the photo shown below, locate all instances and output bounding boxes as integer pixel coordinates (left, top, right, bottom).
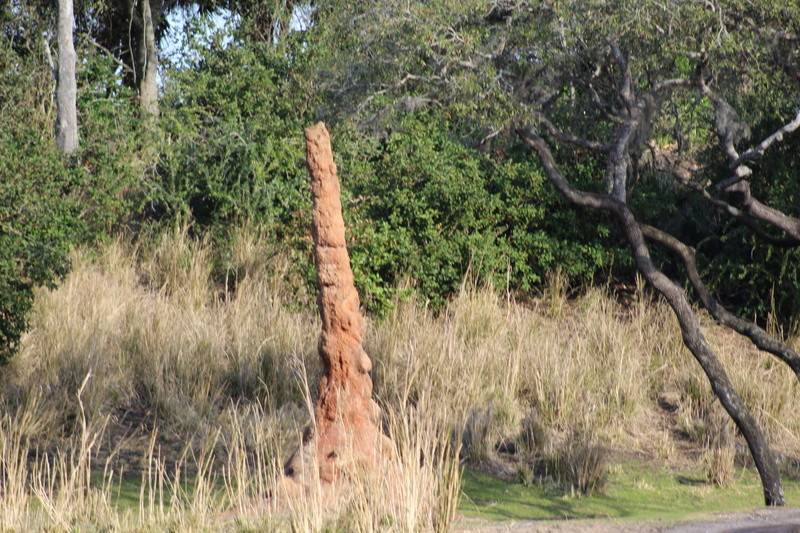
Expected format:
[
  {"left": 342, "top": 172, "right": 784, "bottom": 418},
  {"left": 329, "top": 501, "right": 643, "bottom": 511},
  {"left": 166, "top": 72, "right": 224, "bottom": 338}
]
[
  {"left": 606, "top": 111, "right": 638, "bottom": 201},
  {"left": 722, "top": 180, "right": 800, "bottom": 241},
  {"left": 652, "top": 77, "right": 693, "bottom": 93},
  {"left": 685, "top": 183, "right": 800, "bottom": 247},
  {"left": 640, "top": 223, "right": 800, "bottom": 380},
  {"left": 728, "top": 108, "right": 800, "bottom": 171},
  {"left": 535, "top": 113, "right": 612, "bottom": 152},
  {"left": 693, "top": 62, "right": 800, "bottom": 242},
  {"left": 84, "top": 36, "right": 134, "bottom": 74},
  {"left": 519, "top": 125, "right": 785, "bottom": 506},
  {"left": 587, "top": 83, "right": 626, "bottom": 124},
  {"left": 608, "top": 39, "right": 633, "bottom": 111}
]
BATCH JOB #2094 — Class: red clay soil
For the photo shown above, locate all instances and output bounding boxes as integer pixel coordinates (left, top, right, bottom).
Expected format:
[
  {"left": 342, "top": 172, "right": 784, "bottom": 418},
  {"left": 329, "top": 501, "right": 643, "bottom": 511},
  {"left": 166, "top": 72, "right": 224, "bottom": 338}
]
[{"left": 282, "top": 122, "right": 393, "bottom": 493}]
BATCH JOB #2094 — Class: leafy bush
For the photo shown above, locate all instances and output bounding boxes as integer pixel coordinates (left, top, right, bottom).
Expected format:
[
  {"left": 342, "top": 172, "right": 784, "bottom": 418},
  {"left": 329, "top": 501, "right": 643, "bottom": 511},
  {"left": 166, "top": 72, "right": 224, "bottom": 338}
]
[
  {"left": 149, "top": 55, "right": 625, "bottom": 311},
  {"left": 340, "top": 114, "right": 508, "bottom": 310},
  {"left": 152, "top": 39, "right": 311, "bottom": 233},
  {"left": 339, "top": 112, "right": 623, "bottom": 312},
  {"left": 0, "top": 38, "right": 140, "bottom": 364},
  {"left": 0, "top": 130, "right": 135, "bottom": 364}
]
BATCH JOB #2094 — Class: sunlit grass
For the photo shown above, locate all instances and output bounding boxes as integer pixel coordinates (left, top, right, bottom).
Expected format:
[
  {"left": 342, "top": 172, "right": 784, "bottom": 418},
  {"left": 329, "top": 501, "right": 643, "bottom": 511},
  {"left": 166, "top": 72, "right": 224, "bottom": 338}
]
[
  {"left": 103, "top": 462, "right": 800, "bottom": 525},
  {"left": 459, "top": 463, "right": 800, "bottom": 523},
  {"left": 0, "top": 228, "right": 798, "bottom": 530}
]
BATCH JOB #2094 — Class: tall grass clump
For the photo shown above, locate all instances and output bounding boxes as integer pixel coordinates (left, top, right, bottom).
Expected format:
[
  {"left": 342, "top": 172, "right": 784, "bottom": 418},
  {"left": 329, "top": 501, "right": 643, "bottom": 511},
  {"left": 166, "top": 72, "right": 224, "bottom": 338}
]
[
  {"left": 0, "top": 385, "right": 121, "bottom": 530},
  {"left": 0, "top": 228, "right": 464, "bottom": 530},
  {"left": 0, "top": 332, "right": 460, "bottom": 532},
  {"left": 549, "top": 429, "right": 609, "bottom": 495},
  {"left": 368, "top": 278, "right": 657, "bottom": 464},
  {"left": 3, "top": 228, "right": 318, "bottom": 446},
  {"left": 277, "top": 398, "right": 462, "bottom": 533},
  {"left": 0, "top": 228, "right": 798, "bottom": 530},
  {"left": 369, "top": 272, "right": 800, "bottom": 482}
]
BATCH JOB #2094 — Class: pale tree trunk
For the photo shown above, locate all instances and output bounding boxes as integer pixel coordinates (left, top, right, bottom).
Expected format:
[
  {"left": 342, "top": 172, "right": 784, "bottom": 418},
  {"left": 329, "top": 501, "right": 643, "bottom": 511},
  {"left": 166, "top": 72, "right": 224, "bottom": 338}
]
[
  {"left": 139, "top": 0, "right": 159, "bottom": 116},
  {"left": 56, "top": 0, "right": 78, "bottom": 153},
  {"left": 128, "top": 0, "right": 159, "bottom": 116}
]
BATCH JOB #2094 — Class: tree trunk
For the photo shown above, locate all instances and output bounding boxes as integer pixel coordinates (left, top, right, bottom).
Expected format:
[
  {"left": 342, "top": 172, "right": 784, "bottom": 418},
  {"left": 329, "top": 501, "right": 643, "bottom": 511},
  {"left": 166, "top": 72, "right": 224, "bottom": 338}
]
[
  {"left": 521, "top": 129, "right": 786, "bottom": 507},
  {"left": 618, "top": 212, "right": 785, "bottom": 507},
  {"left": 640, "top": 224, "right": 800, "bottom": 381},
  {"left": 283, "top": 122, "right": 393, "bottom": 493},
  {"left": 138, "top": 0, "right": 159, "bottom": 116},
  {"left": 56, "top": 0, "right": 78, "bottom": 153}
]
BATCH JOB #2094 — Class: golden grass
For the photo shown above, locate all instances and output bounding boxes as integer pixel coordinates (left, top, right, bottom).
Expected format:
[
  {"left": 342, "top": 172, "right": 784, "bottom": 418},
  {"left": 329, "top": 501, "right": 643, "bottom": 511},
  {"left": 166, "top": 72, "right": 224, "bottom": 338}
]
[{"left": 0, "top": 228, "right": 798, "bottom": 530}]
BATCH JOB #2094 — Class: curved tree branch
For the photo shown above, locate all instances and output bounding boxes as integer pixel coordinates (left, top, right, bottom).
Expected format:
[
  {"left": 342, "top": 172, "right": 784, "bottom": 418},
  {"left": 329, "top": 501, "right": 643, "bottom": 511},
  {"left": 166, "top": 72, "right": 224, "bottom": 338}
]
[
  {"left": 721, "top": 180, "right": 800, "bottom": 241},
  {"left": 640, "top": 223, "right": 800, "bottom": 380},
  {"left": 518, "top": 124, "right": 785, "bottom": 507},
  {"left": 693, "top": 65, "right": 800, "bottom": 242},
  {"left": 535, "top": 113, "right": 612, "bottom": 152},
  {"left": 688, "top": 183, "right": 800, "bottom": 247},
  {"left": 728, "top": 109, "right": 800, "bottom": 170},
  {"left": 514, "top": 37, "right": 793, "bottom": 504}
]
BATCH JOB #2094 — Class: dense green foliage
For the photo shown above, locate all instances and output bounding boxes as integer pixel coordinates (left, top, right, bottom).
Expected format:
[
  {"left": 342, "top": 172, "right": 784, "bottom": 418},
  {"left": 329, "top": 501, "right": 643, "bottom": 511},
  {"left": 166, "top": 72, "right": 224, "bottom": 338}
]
[
  {"left": 700, "top": 110, "right": 800, "bottom": 321},
  {"left": 0, "top": 24, "right": 140, "bottom": 363},
  {"left": 135, "top": 14, "right": 624, "bottom": 313},
  {"left": 340, "top": 113, "right": 619, "bottom": 310},
  {"left": 2, "top": 0, "right": 800, "bottom": 360},
  {"left": 301, "top": 0, "right": 800, "bottom": 321},
  {"left": 153, "top": 39, "right": 310, "bottom": 230}
]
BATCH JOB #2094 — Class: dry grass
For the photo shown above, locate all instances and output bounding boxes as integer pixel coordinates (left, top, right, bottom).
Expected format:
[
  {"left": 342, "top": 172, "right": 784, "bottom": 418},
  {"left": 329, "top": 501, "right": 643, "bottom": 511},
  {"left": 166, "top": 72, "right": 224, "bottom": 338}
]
[{"left": 0, "top": 228, "right": 798, "bottom": 530}]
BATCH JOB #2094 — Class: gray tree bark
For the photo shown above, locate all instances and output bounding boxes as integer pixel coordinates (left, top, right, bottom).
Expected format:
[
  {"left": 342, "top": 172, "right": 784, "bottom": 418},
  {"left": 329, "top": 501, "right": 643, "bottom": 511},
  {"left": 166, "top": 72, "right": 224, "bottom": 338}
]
[
  {"left": 126, "top": 0, "right": 159, "bottom": 116},
  {"left": 56, "top": 0, "right": 78, "bottom": 153},
  {"left": 520, "top": 128, "right": 786, "bottom": 507},
  {"left": 139, "top": 0, "right": 159, "bottom": 116},
  {"left": 639, "top": 224, "right": 800, "bottom": 381},
  {"left": 515, "top": 41, "right": 789, "bottom": 505}
]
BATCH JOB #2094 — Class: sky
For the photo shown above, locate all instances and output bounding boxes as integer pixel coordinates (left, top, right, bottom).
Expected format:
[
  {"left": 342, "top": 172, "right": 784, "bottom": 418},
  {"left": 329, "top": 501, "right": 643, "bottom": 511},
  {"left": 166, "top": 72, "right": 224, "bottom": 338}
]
[{"left": 160, "top": 2, "right": 313, "bottom": 73}]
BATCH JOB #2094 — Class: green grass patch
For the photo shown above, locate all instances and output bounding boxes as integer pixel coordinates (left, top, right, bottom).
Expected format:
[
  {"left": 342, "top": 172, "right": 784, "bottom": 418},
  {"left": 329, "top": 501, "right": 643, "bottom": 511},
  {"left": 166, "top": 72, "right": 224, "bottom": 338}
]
[
  {"left": 99, "top": 461, "right": 800, "bottom": 524},
  {"left": 109, "top": 474, "right": 145, "bottom": 510},
  {"left": 97, "top": 472, "right": 219, "bottom": 512},
  {"left": 458, "top": 462, "right": 800, "bottom": 523}
]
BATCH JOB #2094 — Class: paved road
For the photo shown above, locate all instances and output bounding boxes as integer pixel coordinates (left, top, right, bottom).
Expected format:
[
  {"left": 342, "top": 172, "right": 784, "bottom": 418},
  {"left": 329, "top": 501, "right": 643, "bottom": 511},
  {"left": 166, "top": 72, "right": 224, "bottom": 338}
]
[{"left": 457, "top": 508, "right": 800, "bottom": 533}]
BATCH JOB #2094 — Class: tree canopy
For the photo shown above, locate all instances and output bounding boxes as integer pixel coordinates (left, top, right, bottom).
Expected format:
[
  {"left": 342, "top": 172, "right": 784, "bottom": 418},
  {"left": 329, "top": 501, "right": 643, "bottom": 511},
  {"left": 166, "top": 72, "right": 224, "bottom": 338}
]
[{"left": 3, "top": 0, "right": 799, "bottom": 345}]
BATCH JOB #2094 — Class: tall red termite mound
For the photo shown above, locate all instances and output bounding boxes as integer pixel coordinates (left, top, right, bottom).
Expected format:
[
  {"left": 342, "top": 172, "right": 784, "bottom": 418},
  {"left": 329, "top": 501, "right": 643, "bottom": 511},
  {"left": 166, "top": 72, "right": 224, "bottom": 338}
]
[{"left": 283, "top": 122, "right": 392, "bottom": 491}]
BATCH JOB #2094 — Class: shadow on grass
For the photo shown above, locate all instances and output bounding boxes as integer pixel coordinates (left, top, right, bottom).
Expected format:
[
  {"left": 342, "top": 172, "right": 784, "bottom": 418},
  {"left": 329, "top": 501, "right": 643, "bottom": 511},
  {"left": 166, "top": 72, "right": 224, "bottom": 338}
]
[{"left": 676, "top": 475, "right": 707, "bottom": 486}]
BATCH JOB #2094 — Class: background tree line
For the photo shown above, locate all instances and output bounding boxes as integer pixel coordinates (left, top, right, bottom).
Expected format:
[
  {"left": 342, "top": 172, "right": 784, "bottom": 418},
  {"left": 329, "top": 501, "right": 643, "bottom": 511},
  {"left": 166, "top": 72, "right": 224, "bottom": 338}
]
[
  {"left": 1, "top": 0, "right": 624, "bottom": 357},
  {"left": 1, "top": 0, "right": 797, "bottom": 352},
  {"left": 2, "top": 0, "right": 799, "bottom": 346}
]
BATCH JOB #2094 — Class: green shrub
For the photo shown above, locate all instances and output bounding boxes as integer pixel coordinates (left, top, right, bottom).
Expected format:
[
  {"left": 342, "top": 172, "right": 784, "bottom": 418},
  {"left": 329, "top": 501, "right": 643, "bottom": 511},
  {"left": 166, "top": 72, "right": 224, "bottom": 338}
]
[
  {"left": 339, "top": 112, "right": 623, "bottom": 312},
  {"left": 152, "top": 40, "right": 310, "bottom": 233},
  {"left": 0, "top": 37, "right": 140, "bottom": 364}
]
